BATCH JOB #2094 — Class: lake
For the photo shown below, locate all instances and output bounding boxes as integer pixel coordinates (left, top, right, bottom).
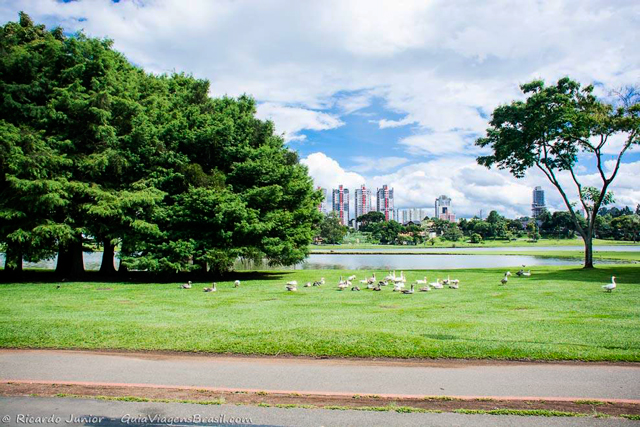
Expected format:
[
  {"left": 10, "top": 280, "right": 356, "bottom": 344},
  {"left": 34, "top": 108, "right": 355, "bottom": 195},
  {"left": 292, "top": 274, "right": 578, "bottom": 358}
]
[
  {"left": 0, "top": 248, "right": 633, "bottom": 272},
  {"left": 238, "top": 253, "right": 626, "bottom": 270}
]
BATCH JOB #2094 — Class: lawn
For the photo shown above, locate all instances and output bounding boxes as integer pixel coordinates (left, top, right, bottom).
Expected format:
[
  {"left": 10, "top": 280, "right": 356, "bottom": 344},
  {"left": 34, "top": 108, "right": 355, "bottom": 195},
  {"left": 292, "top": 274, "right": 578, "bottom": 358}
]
[{"left": 1, "top": 265, "right": 639, "bottom": 361}]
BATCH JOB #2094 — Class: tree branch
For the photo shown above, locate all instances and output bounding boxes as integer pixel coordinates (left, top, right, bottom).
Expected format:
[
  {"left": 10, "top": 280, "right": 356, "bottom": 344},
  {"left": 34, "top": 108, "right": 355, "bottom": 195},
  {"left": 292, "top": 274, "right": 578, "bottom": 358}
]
[{"left": 535, "top": 159, "right": 587, "bottom": 240}]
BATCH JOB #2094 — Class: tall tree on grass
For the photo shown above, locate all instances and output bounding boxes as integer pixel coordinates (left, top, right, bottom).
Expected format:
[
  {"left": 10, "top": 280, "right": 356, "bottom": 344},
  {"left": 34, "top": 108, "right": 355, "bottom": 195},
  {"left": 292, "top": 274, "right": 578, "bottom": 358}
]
[{"left": 476, "top": 78, "right": 639, "bottom": 268}]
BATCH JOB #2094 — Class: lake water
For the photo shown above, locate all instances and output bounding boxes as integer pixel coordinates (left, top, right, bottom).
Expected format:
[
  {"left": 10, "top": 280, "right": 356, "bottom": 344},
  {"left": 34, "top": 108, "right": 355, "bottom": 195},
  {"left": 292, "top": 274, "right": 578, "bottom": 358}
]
[
  {"left": 238, "top": 253, "right": 624, "bottom": 270},
  {"left": 0, "top": 248, "right": 632, "bottom": 272}
]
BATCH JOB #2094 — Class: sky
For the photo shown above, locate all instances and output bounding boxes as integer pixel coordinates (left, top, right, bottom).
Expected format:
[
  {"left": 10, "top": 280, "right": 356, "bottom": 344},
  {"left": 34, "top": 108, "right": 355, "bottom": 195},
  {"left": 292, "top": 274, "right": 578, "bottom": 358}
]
[{"left": 2, "top": 0, "right": 639, "bottom": 219}]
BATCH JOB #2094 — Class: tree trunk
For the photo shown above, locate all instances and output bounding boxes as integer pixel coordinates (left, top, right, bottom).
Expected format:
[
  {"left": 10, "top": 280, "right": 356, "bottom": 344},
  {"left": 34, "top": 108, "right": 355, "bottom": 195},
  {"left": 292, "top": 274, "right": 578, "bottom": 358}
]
[
  {"left": 99, "top": 239, "right": 117, "bottom": 276},
  {"left": 4, "top": 243, "right": 23, "bottom": 273},
  {"left": 583, "top": 233, "right": 594, "bottom": 269},
  {"left": 56, "top": 239, "right": 85, "bottom": 278}
]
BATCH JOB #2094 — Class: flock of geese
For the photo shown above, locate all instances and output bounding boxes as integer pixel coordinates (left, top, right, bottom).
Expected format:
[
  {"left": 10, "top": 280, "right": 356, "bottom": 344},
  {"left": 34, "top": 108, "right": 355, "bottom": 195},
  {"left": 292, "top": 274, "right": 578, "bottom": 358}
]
[
  {"left": 179, "top": 268, "right": 619, "bottom": 294},
  {"left": 283, "top": 270, "right": 460, "bottom": 294}
]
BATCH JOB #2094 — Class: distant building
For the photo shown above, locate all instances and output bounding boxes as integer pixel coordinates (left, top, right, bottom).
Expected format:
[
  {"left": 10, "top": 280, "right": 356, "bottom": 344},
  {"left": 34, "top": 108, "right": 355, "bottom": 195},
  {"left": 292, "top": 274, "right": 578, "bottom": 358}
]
[
  {"left": 355, "top": 185, "right": 372, "bottom": 219},
  {"left": 532, "top": 186, "right": 546, "bottom": 218},
  {"left": 317, "top": 187, "right": 331, "bottom": 214},
  {"left": 376, "top": 185, "right": 394, "bottom": 221},
  {"left": 435, "top": 195, "right": 456, "bottom": 222},
  {"left": 398, "top": 208, "right": 430, "bottom": 224},
  {"left": 332, "top": 185, "right": 350, "bottom": 226}
]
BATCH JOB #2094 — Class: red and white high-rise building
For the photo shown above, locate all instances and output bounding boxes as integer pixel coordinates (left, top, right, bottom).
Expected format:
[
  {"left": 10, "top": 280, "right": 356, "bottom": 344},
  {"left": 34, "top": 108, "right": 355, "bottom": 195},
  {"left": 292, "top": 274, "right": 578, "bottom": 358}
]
[
  {"left": 355, "top": 185, "right": 372, "bottom": 219},
  {"left": 332, "top": 185, "right": 350, "bottom": 226},
  {"left": 376, "top": 185, "right": 394, "bottom": 221}
]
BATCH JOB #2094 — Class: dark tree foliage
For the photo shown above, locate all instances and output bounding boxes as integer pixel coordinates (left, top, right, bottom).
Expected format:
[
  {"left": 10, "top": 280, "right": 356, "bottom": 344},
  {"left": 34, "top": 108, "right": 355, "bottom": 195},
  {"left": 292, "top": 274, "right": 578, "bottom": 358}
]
[
  {"left": 318, "top": 212, "right": 347, "bottom": 244},
  {"left": 356, "top": 211, "right": 385, "bottom": 232},
  {"left": 0, "top": 14, "right": 321, "bottom": 277}
]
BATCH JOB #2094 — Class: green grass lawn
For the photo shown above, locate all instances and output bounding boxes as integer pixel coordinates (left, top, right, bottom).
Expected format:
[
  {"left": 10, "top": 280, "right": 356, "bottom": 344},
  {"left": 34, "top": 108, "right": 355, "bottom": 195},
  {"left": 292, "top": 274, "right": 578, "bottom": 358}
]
[
  {"left": 313, "top": 238, "right": 640, "bottom": 250},
  {"left": 1, "top": 265, "right": 639, "bottom": 361}
]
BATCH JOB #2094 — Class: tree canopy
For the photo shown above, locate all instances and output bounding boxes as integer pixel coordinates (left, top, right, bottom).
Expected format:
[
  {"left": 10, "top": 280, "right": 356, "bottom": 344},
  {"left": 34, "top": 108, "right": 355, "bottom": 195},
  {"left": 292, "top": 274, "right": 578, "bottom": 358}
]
[
  {"left": 0, "top": 14, "right": 322, "bottom": 277},
  {"left": 476, "top": 77, "right": 639, "bottom": 268}
]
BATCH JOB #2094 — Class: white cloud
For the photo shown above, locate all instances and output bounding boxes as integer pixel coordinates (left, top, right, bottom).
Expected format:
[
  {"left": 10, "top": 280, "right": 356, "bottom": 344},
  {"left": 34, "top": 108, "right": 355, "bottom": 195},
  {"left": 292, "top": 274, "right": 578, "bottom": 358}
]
[
  {"left": 255, "top": 103, "right": 343, "bottom": 142},
  {"left": 301, "top": 152, "right": 366, "bottom": 191},
  {"left": 335, "top": 92, "right": 373, "bottom": 114},
  {"left": 350, "top": 156, "right": 410, "bottom": 173},
  {"left": 4, "top": 0, "right": 639, "bottom": 211},
  {"left": 374, "top": 117, "right": 416, "bottom": 129},
  {"left": 399, "top": 131, "right": 480, "bottom": 156}
]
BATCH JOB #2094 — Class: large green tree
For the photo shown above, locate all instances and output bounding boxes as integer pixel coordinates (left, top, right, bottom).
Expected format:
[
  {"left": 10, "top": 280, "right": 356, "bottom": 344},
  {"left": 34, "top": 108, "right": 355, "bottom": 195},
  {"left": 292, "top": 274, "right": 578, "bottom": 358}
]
[
  {"left": 1, "top": 14, "right": 322, "bottom": 277},
  {"left": 476, "top": 77, "right": 639, "bottom": 268}
]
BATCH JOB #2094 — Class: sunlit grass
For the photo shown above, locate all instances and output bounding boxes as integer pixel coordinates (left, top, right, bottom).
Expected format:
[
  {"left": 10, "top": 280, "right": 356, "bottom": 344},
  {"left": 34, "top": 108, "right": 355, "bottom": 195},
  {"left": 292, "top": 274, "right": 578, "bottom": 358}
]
[{"left": 1, "top": 265, "right": 638, "bottom": 361}]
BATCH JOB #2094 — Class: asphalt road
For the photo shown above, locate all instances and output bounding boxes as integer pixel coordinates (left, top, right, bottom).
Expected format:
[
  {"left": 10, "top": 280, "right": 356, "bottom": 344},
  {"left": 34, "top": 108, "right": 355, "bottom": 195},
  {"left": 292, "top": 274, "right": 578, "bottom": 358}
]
[
  {"left": 1, "top": 396, "right": 638, "bottom": 427},
  {"left": 1, "top": 350, "right": 639, "bottom": 400}
]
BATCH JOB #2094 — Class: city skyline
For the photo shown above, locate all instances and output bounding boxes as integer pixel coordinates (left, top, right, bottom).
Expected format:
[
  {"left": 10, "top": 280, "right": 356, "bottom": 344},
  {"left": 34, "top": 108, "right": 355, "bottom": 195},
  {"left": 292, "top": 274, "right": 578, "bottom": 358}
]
[{"left": 322, "top": 183, "right": 600, "bottom": 223}]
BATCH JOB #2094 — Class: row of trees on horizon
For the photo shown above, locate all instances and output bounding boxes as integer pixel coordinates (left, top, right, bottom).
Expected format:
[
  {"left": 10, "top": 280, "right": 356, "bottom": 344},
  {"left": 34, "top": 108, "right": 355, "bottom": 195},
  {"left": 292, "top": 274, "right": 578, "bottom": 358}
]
[{"left": 317, "top": 206, "right": 640, "bottom": 245}]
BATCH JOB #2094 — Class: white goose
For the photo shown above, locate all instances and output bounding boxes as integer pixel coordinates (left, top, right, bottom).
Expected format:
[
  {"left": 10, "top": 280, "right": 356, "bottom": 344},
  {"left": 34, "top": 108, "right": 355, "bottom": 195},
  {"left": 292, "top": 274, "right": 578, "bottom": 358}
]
[
  {"left": 393, "top": 271, "right": 406, "bottom": 283},
  {"left": 181, "top": 281, "right": 192, "bottom": 289},
  {"left": 602, "top": 276, "right": 616, "bottom": 293},
  {"left": 429, "top": 278, "right": 443, "bottom": 289},
  {"left": 348, "top": 274, "right": 357, "bottom": 281},
  {"left": 385, "top": 270, "right": 397, "bottom": 282},
  {"left": 286, "top": 280, "right": 298, "bottom": 287},
  {"left": 286, "top": 283, "right": 297, "bottom": 292},
  {"left": 203, "top": 282, "right": 216, "bottom": 292},
  {"left": 234, "top": 280, "right": 241, "bottom": 288},
  {"left": 393, "top": 271, "right": 406, "bottom": 289},
  {"left": 338, "top": 276, "right": 349, "bottom": 291},
  {"left": 303, "top": 282, "right": 312, "bottom": 287},
  {"left": 416, "top": 276, "right": 428, "bottom": 285}
]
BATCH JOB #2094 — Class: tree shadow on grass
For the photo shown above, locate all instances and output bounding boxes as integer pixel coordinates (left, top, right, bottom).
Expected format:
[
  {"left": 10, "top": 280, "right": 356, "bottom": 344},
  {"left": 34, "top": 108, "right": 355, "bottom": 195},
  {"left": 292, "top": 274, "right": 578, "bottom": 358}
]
[{"left": 0, "top": 269, "right": 295, "bottom": 284}]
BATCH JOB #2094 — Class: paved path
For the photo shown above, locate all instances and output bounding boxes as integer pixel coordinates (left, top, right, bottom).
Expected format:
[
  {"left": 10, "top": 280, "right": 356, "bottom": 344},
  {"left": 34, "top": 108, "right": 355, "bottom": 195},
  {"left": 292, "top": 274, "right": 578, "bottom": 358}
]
[
  {"left": 1, "top": 350, "right": 639, "bottom": 400},
  {"left": 1, "top": 396, "right": 638, "bottom": 427}
]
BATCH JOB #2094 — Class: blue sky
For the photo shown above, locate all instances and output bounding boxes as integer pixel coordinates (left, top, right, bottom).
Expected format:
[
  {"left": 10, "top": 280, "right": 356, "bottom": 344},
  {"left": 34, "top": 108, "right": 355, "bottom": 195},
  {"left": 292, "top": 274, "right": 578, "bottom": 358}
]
[{"left": 2, "top": 0, "right": 638, "bottom": 218}]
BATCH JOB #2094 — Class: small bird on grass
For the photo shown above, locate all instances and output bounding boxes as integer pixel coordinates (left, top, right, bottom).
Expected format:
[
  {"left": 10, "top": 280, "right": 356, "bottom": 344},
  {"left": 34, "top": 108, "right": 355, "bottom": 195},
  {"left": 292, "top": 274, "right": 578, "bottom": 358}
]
[
  {"left": 401, "top": 284, "right": 415, "bottom": 295},
  {"left": 500, "top": 272, "right": 511, "bottom": 285},
  {"left": 286, "top": 282, "right": 297, "bottom": 292},
  {"left": 602, "top": 276, "right": 616, "bottom": 293},
  {"left": 181, "top": 281, "right": 192, "bottom": 289}
]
